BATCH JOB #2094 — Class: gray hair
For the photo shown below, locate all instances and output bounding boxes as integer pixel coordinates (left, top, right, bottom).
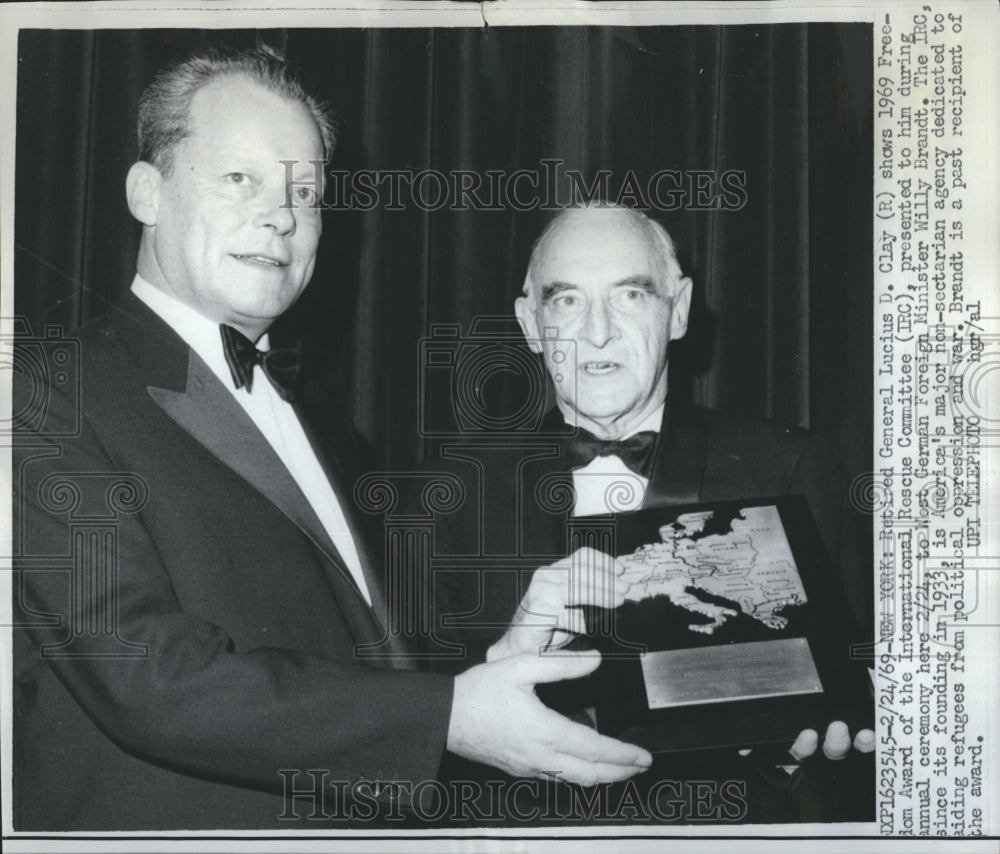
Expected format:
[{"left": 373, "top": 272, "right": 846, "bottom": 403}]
[
  {"left": 137, "top": 44, "right": 337, "bottom": 175},
  {"left": 523, "top": 205, "right": 686, "bottom": 302}
]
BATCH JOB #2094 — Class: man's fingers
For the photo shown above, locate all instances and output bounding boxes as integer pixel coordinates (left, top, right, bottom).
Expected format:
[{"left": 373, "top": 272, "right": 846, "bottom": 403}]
[
  {"left": 525, "top": 570, "right": 626, "bottom": 612},
  {"left": 567, "top": 546, "right": 618, "bottom": 565},
  {"left": 546, "top": 754, "right": 651, "bottom": 786},
  {"left": 569, "top": 548, "right": 624, "bottom": 600},
  {"left": 545, "top": 548, "right": 626, "bottom": 603},
  {"left": 788, "top": 728, "right": 819, "bottom": 761},
  {"left": 822, "top": 720, "right": 852, "bottom": 760},
  {"left": 450, "top": 656, "right": 651, "bottom": 787},
  {"left": 547, "top": 547, "right": 615, "bottom": 569},
  {"left": 569, "top": 547, "right": 620, "bottom": 580},
  {"left": 557, "top": 608, "right": 587, "bottom": 638},
  {"left": 786, "top": 724, "right": 875, "bottom": 763},
  {"left": 506, "top": 547, "right": 626, "bottom": 659},
  {"left": 853, "top": 728, "right": 876, "bottom": 754},
  {"left": 548, "top": 708, "right": 653, "bottom": 769},
  {"left": 511, "top": 649, "right": 603, "bottom": 685}
]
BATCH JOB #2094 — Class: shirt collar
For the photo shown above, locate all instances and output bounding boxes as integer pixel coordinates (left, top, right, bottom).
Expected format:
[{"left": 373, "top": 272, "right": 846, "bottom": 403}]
[{"left": 130, "top": 274, "right": 270, "bottom": 393}]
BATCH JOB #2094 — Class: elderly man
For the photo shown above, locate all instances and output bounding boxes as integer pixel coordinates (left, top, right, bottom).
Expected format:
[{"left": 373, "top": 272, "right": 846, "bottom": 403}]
[
  {"left": 438, "top": 206, "right": 864, "bottom": 626},
  {"left": 430, "top": 205, "right": 873, "bottom": 823},
  {"left": 12, "top": 49, "right": 651, "bottom": 831},
  {"left": 515, "top": 205, "right": 850, "bottom": 542}
]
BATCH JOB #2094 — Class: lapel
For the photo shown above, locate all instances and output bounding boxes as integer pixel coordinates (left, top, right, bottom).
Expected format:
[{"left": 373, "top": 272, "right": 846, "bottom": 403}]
[
  {"left": 146, "top": 355, "right": 350, "bottom": 573},
  {"left": 642, "top": 402, "right": 710, "bottom": 507},
  {"left": 519, "top": 446, "right": 573, "bottom": 561},
  {"left": 521, "top": 410, "right": 577, "bottom": 556},
  {"left": 293, "top": 408, "right": 409, "bottom": 662},
  {"left": 115, "top": 295, "right": 391, "bottom": 654}
]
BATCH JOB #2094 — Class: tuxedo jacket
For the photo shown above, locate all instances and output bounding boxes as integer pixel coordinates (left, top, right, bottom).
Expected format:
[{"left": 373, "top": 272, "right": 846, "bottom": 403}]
[
  {"left": 427, "top": 403, "right": 869, "bottom": 652},
  {"left": 12, "top": 294, "right": 453, "bottom": 830}
]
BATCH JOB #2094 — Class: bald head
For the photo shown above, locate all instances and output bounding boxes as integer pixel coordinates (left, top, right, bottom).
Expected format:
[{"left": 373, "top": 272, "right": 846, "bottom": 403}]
[
  {"left": 514, "top": 206, "right": 692, "bottom": 439},
  {"left": 522, "top": 206, "right": 687, "bottom": 307}
]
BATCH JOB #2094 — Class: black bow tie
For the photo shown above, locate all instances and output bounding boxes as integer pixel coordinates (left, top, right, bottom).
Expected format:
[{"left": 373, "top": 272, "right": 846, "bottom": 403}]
[
  {"left": 563, "top": 427, "right": 658, "bottom": 478},
  {"left": 220, "top": 324, "right": 302, "bottom": 403}
]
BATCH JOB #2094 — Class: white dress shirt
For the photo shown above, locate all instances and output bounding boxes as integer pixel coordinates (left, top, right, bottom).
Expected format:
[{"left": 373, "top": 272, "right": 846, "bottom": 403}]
[
  {"left": 569, "top": 404, "right": 663, "bottom": 517},
  {"left": 132, "top": 275, "right": 372, "bottom": 605}
]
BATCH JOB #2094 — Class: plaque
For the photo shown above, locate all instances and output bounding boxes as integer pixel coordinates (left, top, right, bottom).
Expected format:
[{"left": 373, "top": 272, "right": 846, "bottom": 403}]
[{"left": 585, "top": 495, "right": 872, "bottom": 753}]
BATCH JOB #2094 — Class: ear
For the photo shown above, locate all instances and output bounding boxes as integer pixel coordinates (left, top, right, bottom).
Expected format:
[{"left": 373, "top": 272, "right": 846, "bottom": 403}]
[
  {"left": 669, "top": 277, "right": 693, "bottom": 341},
  {"left": 125, "top": 161, "right": 163, "bottom": 227},
  {"left": 514, "top": 293, "right": 543, "bottom": 354}
]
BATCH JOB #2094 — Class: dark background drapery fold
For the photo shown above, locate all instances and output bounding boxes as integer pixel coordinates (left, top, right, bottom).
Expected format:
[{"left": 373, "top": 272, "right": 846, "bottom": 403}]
[{"left": 14, "top": 25, "right": 872, "bottom": 489}]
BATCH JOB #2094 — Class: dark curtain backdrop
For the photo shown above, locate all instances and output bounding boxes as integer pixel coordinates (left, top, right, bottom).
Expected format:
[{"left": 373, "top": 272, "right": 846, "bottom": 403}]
[{"left": 14, "top": 26, "right": 872, "bottom": 491}]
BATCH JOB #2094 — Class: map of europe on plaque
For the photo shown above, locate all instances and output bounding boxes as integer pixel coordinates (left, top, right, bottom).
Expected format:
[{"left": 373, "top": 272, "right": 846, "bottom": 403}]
[
  {"left": 620, "top": 504, "right": 807, "bottom": 634},
  {"left": 613, "top": 504, "right": 823, "bottom": 711},
  {"left": 583, "top": 493, "right": 880, "bottom": 752}
]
